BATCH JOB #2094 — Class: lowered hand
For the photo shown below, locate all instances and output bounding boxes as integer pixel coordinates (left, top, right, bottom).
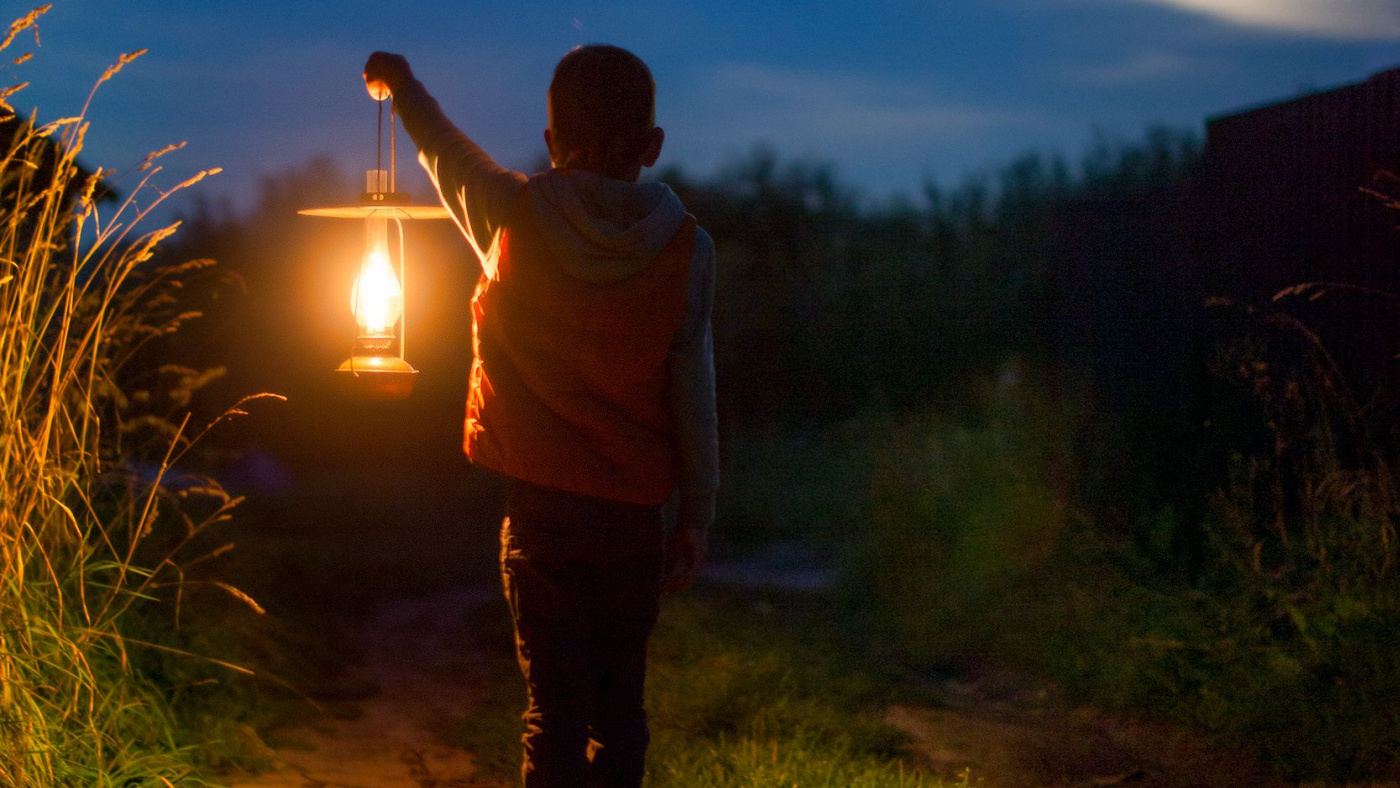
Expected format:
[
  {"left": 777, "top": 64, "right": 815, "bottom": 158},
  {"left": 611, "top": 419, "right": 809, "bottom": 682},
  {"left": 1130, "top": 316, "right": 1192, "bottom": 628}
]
[{"left": 662, "top": 526, "right": 708, "bottom": 593}]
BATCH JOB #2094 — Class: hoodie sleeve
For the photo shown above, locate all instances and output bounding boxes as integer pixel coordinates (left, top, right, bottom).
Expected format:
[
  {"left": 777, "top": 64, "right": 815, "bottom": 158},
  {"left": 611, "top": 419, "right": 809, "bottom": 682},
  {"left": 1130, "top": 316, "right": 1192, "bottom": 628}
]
[
  {"left": 669, "top": 227, "right": 720, "bottom": 531},
  {"left": 393, "top": 77, "right": 527, "bottom": 278}
]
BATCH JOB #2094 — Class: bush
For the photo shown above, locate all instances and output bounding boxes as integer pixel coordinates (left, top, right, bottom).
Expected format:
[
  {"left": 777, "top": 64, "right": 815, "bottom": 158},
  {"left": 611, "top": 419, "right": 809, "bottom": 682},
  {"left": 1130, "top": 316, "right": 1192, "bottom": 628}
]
[
  {"left": 1167, "top": 307, "right": 1400, "bottom": 779},
  {"left": 832, "top": 338, "right": 1400, "bottom": 780},
  {"left": 837, "top": 361, "right": 1080, "bottom": 665}
]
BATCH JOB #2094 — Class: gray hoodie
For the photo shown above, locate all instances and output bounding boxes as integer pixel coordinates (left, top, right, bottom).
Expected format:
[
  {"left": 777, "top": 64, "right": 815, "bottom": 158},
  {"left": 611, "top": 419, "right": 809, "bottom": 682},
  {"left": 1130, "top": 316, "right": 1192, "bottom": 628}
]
[{"left": 393, "top": 78, "right": 718, "bottom": 531}]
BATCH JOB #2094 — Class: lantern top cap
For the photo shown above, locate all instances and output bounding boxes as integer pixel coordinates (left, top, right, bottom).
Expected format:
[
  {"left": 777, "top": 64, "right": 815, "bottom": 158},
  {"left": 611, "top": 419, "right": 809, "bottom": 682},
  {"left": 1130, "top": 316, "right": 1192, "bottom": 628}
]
[{"left": 298, "top": 168, "right": 450, "bottom": 219}]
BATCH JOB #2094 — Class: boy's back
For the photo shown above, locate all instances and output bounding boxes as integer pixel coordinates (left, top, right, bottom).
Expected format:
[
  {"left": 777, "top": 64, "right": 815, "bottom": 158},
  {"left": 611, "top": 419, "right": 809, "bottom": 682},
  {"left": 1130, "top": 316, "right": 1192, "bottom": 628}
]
[{"left": 466, "top": 170, "right": 700, "bottom": 504}]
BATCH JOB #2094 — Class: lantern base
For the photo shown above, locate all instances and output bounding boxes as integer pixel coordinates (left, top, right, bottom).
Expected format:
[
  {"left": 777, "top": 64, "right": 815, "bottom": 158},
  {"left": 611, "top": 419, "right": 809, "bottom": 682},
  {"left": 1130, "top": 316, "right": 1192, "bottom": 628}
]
[{"left": 335, "top": 355, "right": 418, "bottom": 400}]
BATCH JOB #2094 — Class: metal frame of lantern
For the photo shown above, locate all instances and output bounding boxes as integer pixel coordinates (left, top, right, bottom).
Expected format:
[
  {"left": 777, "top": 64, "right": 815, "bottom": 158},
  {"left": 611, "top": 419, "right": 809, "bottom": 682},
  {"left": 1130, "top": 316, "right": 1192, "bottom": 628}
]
[{"left": 298, "top": 97, "right": 448, "bottom": 400}]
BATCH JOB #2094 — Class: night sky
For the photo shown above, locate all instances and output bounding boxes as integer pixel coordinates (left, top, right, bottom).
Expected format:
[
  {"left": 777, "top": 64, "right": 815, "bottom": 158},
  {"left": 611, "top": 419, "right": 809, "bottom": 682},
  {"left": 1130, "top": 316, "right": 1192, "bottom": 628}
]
[{"left": 12, "top": 1, "right": 1400, "bottom": 218}]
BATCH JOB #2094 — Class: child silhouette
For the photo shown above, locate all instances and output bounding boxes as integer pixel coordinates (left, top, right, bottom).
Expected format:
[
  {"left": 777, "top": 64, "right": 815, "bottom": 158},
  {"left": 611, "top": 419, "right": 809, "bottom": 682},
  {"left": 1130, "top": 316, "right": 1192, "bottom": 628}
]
[{"left": 364, "top": 45, "right": 718, "bottom": 788}]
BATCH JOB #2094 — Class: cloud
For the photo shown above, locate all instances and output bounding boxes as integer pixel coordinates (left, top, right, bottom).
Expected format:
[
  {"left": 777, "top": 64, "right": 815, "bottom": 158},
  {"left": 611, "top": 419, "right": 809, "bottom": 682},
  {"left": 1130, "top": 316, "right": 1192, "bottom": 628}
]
[
  {"left": 696, "top": 63, "right": 1017, "bottom": 148},
  {"left": 1126, "top": 0, "right": 1400, "bottom": 39},
  {"left": 1072, "top": 52, "right": 1197, "bottom": 85}
]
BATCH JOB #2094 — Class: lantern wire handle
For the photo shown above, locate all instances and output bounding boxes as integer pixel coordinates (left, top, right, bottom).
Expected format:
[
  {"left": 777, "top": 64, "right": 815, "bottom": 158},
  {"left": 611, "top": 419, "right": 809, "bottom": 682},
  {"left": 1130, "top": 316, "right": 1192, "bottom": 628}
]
[
  {"left": 390, "top": 96, "right": 398, "bottom": 193},
  {"left": 390, "top": 99, "right": 404, "bottom": 359},
  {"left": 396, "top": 211, "right": 407, "bottom": 361},
  {"left": 376, "top": 98, "right": 383, "bottom": 185},
  {"left": 389, "top": 97, "right": 402, "bottom": 360}
]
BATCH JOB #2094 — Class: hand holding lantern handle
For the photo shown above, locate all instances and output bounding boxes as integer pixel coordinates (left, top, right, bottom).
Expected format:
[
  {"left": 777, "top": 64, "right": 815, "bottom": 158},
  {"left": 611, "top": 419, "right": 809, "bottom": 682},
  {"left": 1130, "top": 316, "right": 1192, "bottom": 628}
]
[{"left": 364, "top": 51, "right": 413, "bottom": 101}]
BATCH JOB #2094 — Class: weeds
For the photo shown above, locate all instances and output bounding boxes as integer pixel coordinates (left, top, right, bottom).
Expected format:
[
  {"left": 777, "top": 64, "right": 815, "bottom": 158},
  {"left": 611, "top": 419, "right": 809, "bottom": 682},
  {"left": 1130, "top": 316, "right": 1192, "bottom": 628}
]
[
  {"left": 1, "top": 7, "right": 269, "bottom": 785},
  {"left": 1160, "top": 294, "right": 1400, "bottom": 778},
  {"left": 817, "top": 335, "right": 1400, "bottom": 779}
]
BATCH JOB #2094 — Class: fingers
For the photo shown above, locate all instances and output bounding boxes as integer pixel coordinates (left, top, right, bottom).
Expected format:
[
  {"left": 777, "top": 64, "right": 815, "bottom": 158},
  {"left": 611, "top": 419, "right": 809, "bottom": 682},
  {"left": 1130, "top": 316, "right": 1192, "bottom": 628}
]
[
  {"left": 363, "top": 51, "right": 411, "bottom": 100},
  {"left": 365, "top": 79, "right": 391, "bottom": 101}
]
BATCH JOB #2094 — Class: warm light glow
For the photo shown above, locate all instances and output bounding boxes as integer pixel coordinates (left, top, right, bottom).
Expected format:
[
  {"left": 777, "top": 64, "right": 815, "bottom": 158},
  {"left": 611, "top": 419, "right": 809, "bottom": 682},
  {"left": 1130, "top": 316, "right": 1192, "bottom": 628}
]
[{"left": 350, "top": 218, "right": 402, "bottom": 338}]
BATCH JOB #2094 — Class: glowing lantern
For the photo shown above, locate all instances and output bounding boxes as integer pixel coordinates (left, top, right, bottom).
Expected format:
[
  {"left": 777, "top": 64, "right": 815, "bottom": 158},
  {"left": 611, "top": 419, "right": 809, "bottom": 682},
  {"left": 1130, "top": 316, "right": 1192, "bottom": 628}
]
[{"left": 299, "top": 98, "right": 447, "bottom": 400}]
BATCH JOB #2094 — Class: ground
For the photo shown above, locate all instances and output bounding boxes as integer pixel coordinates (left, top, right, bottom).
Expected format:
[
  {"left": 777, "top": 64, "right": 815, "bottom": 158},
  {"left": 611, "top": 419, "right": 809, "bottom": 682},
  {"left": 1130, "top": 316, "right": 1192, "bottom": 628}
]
[
  {"left": 886, "top": 678, "right": 1281, "bottom": 787},
  {"left": 224, "top": 561, "right": 1283, "bottom": 788},
  {"left": 231, "top": 586, "right": 500, "bottom": 788},
  {"left": 211, "top": 456, "right": 1284, "bottom": 788}
]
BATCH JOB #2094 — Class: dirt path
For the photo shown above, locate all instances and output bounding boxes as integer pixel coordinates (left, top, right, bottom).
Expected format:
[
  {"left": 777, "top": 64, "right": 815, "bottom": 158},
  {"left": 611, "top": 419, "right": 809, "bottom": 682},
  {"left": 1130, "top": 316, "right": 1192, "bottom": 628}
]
[
  {"left": 231, "top": 586, "right": 503, "bottom": 788},
  {"left": 228, "top": 564, "right": 1282, "bottom": 788},
  {"left": 706, "top": 547, "right": 1286, "bottom": 788},
  {"left": 885, "top": 682, "right": 1284, "bottom": 788}
]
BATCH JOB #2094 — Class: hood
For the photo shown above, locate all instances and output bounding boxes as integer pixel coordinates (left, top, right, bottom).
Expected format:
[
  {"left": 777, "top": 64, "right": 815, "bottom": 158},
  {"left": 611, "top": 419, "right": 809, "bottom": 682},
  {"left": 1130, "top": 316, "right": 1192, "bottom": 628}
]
[{"left": 525, "top": 169, "right": 687, "bottom": 284}]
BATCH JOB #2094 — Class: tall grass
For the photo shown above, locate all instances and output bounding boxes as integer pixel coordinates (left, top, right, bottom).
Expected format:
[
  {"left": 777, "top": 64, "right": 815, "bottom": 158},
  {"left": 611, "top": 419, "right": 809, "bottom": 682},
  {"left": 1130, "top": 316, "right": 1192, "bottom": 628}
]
[
  {"left": 1153, "top": 299, "right": 1400, "bottom": 778},
  {"left": 1, "top": 8, "right": 269, "bottom": 785}
]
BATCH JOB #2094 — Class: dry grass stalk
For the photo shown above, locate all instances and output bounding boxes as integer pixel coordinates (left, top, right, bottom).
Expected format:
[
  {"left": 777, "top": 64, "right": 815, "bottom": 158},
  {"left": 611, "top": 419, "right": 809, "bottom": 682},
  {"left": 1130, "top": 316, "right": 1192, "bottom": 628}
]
[{"left": 0, "top": 7, "right": 272, "bottom": 785}]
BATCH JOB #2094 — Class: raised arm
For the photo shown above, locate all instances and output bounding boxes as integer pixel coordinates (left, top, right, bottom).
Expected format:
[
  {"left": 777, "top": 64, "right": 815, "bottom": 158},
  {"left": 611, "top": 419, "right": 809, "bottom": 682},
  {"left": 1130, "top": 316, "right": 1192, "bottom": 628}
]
[{"left": 364, "top": 51, "right": 526, "bottom": 278}]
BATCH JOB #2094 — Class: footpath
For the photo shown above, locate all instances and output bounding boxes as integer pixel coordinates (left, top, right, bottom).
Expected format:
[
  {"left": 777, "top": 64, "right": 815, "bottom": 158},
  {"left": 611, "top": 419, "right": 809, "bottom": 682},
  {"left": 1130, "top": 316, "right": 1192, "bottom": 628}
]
[
  {"left": 231, "top": 587, "right": 501, "bottom": 788},
  {"left": 230, "top": 555, "right": 1282, "bottom": 788}
]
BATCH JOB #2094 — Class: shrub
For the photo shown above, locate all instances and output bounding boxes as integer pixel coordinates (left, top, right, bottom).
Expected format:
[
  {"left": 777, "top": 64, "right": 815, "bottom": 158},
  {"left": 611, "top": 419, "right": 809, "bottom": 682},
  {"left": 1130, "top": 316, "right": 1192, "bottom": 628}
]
[
  {"left": 837, "top": 360, "right": 1082, "bottom": 665},
  {"left": 833, "top": 338, "right": 1400, "bottom": 779}
]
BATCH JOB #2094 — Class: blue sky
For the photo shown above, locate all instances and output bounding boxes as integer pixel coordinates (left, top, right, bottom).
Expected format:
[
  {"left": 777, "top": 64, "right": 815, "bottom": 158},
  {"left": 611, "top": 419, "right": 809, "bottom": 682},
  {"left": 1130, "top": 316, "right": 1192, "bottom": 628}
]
[{"left": 10, "top": 1, "right": 1400, "bottom": 216}]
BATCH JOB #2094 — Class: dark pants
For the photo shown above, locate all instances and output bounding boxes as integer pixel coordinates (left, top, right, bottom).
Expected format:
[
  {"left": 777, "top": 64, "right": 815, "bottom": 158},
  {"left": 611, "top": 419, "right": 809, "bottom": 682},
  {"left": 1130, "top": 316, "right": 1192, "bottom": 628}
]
[{"left": 500, "top": 479, "right": 665, "bottom": 788}]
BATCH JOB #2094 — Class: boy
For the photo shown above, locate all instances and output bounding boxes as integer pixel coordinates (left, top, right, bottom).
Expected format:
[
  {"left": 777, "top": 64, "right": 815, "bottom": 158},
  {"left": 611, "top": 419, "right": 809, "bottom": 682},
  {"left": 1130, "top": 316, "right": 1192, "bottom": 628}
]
[{"left": 363, "top": 46, "right": 718, "bottom": 788}]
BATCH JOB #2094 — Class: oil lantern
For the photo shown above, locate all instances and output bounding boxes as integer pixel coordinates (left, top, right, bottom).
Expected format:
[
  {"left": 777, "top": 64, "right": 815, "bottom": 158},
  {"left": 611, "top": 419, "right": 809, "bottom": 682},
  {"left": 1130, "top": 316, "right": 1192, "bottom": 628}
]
[{"left": 298, "top": 97, "right": 448, "bottom": 400}]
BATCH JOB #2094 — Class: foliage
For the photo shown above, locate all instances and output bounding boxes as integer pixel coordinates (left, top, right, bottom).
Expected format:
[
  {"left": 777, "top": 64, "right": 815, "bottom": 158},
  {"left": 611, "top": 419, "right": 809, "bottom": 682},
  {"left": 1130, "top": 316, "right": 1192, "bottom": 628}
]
[
  {"left": 826, "top": 302, "right": 1400, "bottom": 781},
  {"left": 687, "top": 132, "right": 1399, "bottom": 779},
  {"left": 836, "top": 362, "right": 1081, "bottom": 666},
  {"left": 0, "top": 8, "right": 270, "bottom": 785},
  {"left": 661, "top": 128, "right": 1199, "bottom": 432},
  {"left": 1103, "top": 294, "right": 1400, "bottom": 780}
]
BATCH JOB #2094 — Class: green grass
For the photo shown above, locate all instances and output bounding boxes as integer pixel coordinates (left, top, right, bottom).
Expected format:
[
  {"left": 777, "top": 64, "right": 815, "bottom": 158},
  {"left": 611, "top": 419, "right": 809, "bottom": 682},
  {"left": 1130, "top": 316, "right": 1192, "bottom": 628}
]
[{"left": 450, "top": 589, "right": 945, "bottom": 787}]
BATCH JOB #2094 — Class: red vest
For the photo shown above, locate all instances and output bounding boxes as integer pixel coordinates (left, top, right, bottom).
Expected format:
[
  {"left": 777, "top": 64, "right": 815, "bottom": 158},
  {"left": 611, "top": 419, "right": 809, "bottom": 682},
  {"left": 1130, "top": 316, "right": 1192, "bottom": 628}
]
[{"left": 464, "top": 193, "right": 696, "bottom": 505}]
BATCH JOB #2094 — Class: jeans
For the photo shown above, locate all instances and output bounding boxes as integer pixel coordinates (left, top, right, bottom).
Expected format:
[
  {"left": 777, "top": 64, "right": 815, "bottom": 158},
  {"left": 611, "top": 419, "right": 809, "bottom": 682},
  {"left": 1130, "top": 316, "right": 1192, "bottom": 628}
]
[{"left": 500, "top": 479, "right": 665, "bottom": 788}]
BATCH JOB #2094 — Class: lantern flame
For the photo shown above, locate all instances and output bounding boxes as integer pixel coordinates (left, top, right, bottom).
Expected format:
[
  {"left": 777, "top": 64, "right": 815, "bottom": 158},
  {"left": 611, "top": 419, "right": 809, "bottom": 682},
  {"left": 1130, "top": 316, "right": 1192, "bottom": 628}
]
[{"left": 351, "top": 226, "right": 402, "bottom": 338}]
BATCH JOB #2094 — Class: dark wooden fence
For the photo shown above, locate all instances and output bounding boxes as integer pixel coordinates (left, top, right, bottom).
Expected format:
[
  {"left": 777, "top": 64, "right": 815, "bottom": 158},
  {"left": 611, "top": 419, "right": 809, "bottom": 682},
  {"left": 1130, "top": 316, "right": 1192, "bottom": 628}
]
[
  {"left": 1196, "top": 67, "right": 1400, "bottom": 395},
  {"left": 1201, "top": 66, "right": 1400, "bottom": 297}
]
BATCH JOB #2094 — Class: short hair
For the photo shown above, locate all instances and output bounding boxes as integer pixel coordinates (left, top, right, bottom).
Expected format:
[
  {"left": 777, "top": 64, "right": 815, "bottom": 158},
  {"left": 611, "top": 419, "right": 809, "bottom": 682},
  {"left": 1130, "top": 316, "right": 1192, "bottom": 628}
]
[{"left": 548, "top": 45, "right": 655, "bottom": 175}]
